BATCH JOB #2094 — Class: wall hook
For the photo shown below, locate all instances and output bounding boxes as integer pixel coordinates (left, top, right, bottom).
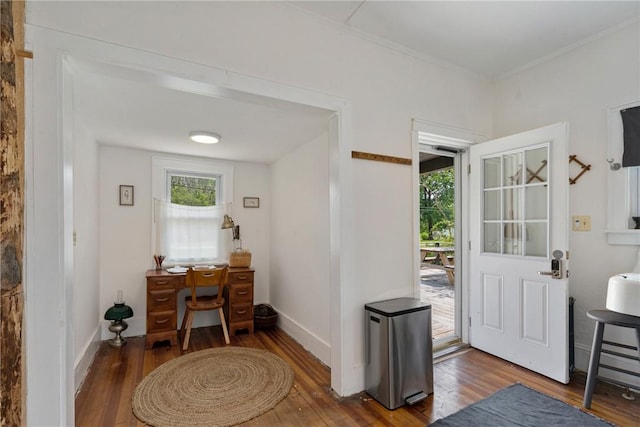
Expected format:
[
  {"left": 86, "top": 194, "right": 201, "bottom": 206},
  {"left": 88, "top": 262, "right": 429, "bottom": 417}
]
[{"left": 607, "top": 158, "right": 621, "bottom": 170}]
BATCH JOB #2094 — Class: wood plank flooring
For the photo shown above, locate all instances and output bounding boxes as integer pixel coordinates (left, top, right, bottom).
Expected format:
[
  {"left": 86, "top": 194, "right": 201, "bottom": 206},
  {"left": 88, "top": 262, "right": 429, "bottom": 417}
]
[
  {"left": 420, "top": 268, "right": 455, "bottom": 340},
  {"left": 76, "top": 327, "right": 639, "bottom": 426}
]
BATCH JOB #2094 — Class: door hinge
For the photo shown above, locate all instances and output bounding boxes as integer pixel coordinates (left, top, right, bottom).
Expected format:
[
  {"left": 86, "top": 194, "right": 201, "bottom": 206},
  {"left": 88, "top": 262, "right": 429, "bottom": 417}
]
[
  {"left": 469, "top": 316, "right": 472, "bottom": 327},
  {"left": 468, "top": 164, "right": 471, "bottom": 174},
  {"left": 468, "top": 240, "right": 471, "bottom": 250}
]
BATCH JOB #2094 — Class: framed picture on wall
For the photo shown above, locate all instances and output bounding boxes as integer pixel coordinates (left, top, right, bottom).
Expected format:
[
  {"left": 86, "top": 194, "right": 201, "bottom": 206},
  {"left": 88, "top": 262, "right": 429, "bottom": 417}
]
[
  {"left": 243, "top": 197, "right": 259, "bottom": 208},
  {"left": 119, "top": 185, "right": 134, "bottom": 206}
]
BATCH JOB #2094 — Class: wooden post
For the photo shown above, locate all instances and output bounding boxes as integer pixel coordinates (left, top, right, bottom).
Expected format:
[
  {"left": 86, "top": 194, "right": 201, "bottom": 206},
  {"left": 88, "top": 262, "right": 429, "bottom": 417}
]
[{"left": 1, "top": 0, "right": 26, "bottom": 424}]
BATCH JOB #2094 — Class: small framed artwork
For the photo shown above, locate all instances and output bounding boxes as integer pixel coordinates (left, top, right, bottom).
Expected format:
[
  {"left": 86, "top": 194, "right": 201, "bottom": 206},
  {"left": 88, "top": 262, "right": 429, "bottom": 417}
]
[
  {"left": 243, "top": 197, "right": 260, "bottom": 208},
  {"left": 119, "top": 185, "right": 134, "bottom": 206}
]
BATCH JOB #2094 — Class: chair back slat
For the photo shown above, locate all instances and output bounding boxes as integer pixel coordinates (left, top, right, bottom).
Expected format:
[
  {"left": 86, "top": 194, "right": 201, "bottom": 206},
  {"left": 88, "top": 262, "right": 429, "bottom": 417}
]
[{"left": 185, "top": 267, "right": 229, "bottom": 305}]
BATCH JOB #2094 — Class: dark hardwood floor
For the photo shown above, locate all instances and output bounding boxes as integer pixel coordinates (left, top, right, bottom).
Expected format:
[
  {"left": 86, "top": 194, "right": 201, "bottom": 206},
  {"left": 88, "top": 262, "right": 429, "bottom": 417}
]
[{"left": 76, "top": 327, "right": 639, "bottom": 426}]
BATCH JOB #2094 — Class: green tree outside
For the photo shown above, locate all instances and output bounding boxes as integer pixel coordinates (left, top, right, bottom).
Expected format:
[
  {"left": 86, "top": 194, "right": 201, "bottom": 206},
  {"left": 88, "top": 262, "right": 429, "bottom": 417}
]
[
  {"left": 170, "top": 175, "right": 217, "bottom": 206},
  {"left": 419, "top": 168, "right": 454, "bottom": 243}
]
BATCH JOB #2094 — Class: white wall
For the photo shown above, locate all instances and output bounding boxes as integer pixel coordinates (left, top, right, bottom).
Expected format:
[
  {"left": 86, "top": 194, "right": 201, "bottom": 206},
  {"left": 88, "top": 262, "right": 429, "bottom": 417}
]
[
  {"left": 492, "top": 22, "right": 640, "bottom": 384},
  {"left": 232, "top": 162, "right": 271, "bottom": 306},
  {"left": 99, "top": 146, "right": 153, "bottom": 338},
  {"left": 270, "top": 132, "right": 331, "bottom": 364},
  {"left": 98, "top": 146, "right": 271, "bottom": 339},
  {"left": 72, "top": 122, "right": 101, "bottom": 390}
]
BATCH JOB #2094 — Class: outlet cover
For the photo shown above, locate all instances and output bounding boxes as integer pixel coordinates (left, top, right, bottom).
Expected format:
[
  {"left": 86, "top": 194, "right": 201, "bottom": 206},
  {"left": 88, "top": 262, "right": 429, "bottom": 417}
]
[{"left": 572, "top": 215, "right": 591, "bottom": 231}]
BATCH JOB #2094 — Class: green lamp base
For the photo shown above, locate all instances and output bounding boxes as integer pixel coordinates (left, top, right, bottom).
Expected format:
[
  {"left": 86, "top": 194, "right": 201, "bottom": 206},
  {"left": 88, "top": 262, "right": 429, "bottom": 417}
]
[{"left": 108, "top": 320, "right": 129, "bottom": 347}]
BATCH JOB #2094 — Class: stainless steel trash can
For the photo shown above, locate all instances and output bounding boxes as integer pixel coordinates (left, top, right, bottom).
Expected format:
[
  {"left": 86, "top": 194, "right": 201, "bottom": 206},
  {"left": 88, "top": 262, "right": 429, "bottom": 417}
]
[{"left": 365, "top": 297, "right": 433, "bottom": 410}]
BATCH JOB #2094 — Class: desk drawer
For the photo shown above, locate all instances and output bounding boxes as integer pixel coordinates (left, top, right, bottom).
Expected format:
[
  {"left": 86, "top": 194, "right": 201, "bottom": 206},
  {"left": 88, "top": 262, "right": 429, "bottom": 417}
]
[
  {"left": 147, "top": 276, "right": 179, "bottom": 290},
  {"left": 148, "top": 288, "right": 176, "bottom": 311},
  {"left": 228, "top": 271, "right": 254, "bottom": 285},
  {"left": 147, "top": 310, "right": 176, "bottom": 333},
  {"left": 229, "top": 283, "right": 253, "bottom": 303},
  {"left": 228, "top": 303, "right": 253, "bottom": 322}
]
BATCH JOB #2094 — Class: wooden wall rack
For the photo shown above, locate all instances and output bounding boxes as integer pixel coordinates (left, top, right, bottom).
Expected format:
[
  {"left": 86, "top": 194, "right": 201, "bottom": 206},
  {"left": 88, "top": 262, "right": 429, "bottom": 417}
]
[
  {"left": 569, "top": 155, "right": 591, "bottom": 185},
  {"left": 351, "top": 151, "right": 412, "bottom": 166}
]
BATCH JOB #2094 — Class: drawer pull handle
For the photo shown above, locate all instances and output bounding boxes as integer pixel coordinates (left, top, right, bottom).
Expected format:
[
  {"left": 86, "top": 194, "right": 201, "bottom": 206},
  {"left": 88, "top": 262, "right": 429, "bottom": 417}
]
[
  {"left": 236, "top": 310, "right": 247, "bottom": 315},
  {"left": 156, "top": 297, "right": 169, "bottom": 302},
  {"left": 203, "top": 273, "right": 214, "bottom": 277},
  {"left": 237, "top": 290, "right": 248, "bottom": 295},
  {"left": 237, "top": 275, "right": 247, "bottom": 280},
  {"left": 155, "top": 318, "right": 169, "bottom": 324}
]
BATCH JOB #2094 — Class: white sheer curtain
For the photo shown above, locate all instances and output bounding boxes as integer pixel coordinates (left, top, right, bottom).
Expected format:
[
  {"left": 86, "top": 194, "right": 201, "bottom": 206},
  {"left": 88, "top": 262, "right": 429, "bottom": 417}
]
[{"left": 154, "top": 199, "right": 231, "bottom": 264}]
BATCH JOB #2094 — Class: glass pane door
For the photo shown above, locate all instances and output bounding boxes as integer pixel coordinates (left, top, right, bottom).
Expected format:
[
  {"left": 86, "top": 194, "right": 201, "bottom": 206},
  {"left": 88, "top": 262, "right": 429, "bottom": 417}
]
[{"left": 482, "top": 145, "right": 549, "bottom": 258}]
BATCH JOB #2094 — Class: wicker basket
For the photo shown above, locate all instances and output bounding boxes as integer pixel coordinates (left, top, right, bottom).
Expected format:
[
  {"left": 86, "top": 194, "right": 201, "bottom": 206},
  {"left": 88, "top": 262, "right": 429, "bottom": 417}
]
[
  {"left": 254, "top": 304, "right": 278, "bottom": 329},
  {"left": 228, "top": 249, "right": 251, "bottom": 267}
]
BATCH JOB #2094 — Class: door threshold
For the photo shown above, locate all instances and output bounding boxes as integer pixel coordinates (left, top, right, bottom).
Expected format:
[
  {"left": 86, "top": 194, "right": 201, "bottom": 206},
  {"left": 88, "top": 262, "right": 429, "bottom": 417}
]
[{"left": 434, "top": 342, "right": 471, "bottom": 363}]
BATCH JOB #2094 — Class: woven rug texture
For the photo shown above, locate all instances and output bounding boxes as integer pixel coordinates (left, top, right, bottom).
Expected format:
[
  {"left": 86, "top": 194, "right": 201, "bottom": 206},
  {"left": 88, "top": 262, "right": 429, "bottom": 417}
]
[
  {"left": 429, "top": 383, "right": 614, "bottom": 426},
  {"left": 132, "top": 346, "right": 294, "bottom": 427}
]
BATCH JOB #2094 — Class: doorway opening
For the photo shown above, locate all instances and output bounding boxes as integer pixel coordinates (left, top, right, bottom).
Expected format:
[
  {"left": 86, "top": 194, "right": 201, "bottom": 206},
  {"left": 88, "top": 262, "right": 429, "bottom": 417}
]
[
  {"left": 417, "top": 148, "right": 460, "bottom": 349},
  {"left": 418, "top": 160, "right": 458, "bottom": 342},
  {"left": 413, "top": 120, "right": 482, "bottom": 355}
]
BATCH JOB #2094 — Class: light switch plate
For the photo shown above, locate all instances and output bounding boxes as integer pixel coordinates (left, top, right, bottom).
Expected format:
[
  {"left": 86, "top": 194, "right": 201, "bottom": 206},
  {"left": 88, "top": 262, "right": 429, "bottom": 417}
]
[{"left": 572, "top": 215, "right": 591, "bottom": 231}]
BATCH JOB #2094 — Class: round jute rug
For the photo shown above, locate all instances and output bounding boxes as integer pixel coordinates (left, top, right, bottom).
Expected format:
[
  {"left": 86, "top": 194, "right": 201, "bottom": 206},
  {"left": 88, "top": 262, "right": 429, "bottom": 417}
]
[{"left": 132, "top": 347, "right": 294, "bottom": 427}]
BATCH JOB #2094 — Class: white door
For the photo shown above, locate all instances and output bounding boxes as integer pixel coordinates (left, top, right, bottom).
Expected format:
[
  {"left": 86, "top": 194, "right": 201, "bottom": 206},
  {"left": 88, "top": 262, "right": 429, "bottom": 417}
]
[{"left": 469, "top": 123, "right": 569, "bottom": 383}]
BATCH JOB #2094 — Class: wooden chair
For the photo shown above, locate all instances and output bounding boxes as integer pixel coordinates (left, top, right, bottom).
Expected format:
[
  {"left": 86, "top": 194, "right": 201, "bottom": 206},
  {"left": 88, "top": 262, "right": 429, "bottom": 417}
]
[{"left": 181, "top": 266, "right": 230, "bottom": 350}]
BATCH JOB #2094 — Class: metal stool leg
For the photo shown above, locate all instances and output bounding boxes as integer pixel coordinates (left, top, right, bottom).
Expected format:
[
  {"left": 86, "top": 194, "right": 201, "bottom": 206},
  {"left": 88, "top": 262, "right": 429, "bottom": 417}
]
[{"left": 583, "top": 321, "right": 605, "bottom": 408}]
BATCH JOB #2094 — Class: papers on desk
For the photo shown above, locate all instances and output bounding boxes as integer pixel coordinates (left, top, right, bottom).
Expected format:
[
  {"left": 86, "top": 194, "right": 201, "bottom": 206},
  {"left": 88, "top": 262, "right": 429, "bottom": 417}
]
[{"left": 166, "top": 266, "right": 188, "bottom": 274}]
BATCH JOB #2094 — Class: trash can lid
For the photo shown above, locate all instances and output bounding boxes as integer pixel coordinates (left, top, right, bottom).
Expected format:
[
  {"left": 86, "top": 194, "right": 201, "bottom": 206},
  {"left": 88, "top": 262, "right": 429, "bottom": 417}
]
[{"left": 365, "top": 297, "right": 431, "bottom": 317}]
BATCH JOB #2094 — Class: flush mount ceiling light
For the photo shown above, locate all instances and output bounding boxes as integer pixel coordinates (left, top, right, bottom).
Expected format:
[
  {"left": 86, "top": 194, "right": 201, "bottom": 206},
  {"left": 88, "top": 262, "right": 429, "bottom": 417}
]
[{"left": 189, "top": 131, "right": 221, "bottom": 144}]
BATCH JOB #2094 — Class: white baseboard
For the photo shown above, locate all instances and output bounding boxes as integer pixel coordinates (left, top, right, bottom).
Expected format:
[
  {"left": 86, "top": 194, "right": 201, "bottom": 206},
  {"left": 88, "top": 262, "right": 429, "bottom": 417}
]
[
  {"left": 275, "top": 309, "right": 331, "bottom": 367},
  {"left": 575, "top": 342, "right": 640, "bottom": 390},
  {"left": 74, "top": 326, "right": 101, "bottom": 393}
]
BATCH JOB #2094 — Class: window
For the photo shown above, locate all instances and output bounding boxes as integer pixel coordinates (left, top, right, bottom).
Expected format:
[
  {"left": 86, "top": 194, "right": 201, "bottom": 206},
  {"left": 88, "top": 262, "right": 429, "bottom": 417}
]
[
  {"left": 168, "top": 173, "right": 219, "bottom": 206},
  {"left": 152, "top": 156, "right": 234, "bottom": 264},
  {"left": 606, "top": 100, "right": 640, "bottom": 244}
]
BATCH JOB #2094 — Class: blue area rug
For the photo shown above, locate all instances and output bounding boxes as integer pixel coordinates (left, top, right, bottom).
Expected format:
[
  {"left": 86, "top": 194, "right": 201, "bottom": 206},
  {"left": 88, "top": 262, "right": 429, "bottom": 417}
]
[{"left": 429, "top": 383, "right": 613, "bottom": 426}]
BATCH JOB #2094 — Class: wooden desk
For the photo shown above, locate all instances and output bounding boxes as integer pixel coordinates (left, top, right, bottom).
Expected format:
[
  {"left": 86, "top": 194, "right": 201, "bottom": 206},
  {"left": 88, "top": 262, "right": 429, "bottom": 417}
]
[{"left": 145, "top": 267, "right": 254, "bottom": 349}]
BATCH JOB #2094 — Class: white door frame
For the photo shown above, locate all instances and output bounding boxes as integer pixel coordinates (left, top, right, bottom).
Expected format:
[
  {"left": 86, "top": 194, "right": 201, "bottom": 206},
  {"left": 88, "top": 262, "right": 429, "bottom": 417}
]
[{"left": 412, "top": 119, "right": 486, "bottom": 345}]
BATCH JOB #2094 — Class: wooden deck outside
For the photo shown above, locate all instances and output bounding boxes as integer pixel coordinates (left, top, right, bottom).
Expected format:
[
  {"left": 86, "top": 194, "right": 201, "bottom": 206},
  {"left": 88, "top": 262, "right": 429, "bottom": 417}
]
[{"left": 420, "top": 267, "right": 455, "bottom": 340}]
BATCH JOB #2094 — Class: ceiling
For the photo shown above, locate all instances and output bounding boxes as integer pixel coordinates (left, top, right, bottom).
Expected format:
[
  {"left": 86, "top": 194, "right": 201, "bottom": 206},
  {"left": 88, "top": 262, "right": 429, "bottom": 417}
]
[
  {"left": 71, "top": 1, "right": 639, "bottom": 164},
  {"left": 70, "top": 58, "right": 333, "bottom": 164},
  {"left": 289, "top": 1, "right": 640, "bottom": 79}
]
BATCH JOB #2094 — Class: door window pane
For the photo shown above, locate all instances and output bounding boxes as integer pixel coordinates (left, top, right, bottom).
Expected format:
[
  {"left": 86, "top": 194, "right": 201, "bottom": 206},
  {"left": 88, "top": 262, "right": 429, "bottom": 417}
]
[
  {"left": 525, "top": 147, "right": 548, "bottom": 183},
  {"left": 503, "top": 153, "right": 522, "bottom": 186},
  {"left": 484, "top": 223, "right": 500, "bottom": 253},
  {"left": 484, "top": 190, "right": 500, "bottom": 220},
  {"left": 525, "top": 186, "right": 547, "bottom": 220},
  {"left": 525, "top": 223, "right": 547, "bottom": 257},
  {"left": 503, "top": 188, "right": 522, "bottom": 221},
  {"left": 484, "top": 157, "right": 501, "bottom": 189},
  {"left": 503, "top": 222, "right": 522, "bottom": 255}
]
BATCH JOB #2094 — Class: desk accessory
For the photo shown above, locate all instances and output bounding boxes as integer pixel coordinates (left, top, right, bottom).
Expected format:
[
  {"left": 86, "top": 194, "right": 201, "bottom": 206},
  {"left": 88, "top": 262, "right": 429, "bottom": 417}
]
[
  {"left": 104, "top": 291, "right": 134, "bottom": 347},
  {"left": 153, "top": 254, "right": 165, "bottom": 270},
  {"left": 229, "top": 248, "right": 252, "bottom": 267}
]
